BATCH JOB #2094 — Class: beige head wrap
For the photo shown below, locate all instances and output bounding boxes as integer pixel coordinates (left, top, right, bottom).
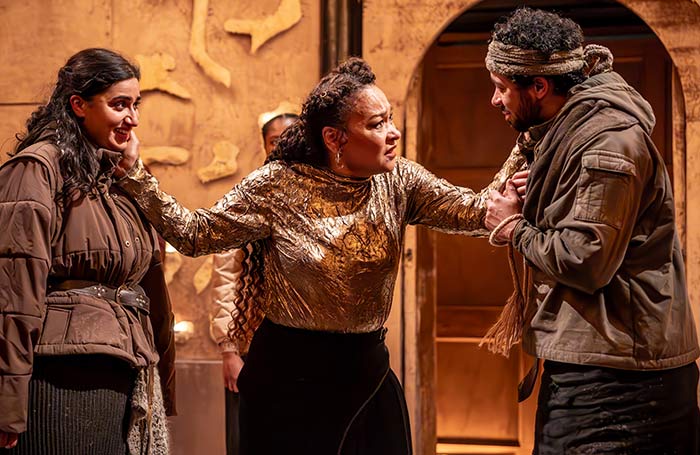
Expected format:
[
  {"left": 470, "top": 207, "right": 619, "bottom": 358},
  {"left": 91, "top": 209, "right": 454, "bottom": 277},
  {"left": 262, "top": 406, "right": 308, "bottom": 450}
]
[
  {"left": 485, "top": 40, "right": 613, "bottom": 78},
  {"left": 257, "top": 101, "right": 300, "bottom": 154},
  {"left": 258, "top": 101, "right": 300, "bottom": 131}
]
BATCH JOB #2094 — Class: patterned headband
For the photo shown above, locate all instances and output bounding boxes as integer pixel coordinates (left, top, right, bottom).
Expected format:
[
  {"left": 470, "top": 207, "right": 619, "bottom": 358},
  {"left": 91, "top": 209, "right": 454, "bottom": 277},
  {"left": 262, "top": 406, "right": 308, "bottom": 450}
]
[{"left": 485, "top": 40, "right": 613, "bottom": 77}]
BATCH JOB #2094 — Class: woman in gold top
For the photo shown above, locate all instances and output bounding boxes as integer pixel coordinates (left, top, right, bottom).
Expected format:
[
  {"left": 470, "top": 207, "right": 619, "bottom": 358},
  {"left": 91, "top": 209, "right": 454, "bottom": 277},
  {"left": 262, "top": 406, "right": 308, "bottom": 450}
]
[{"left": 116, "top": 57, "right": 526, "bottom": 455}]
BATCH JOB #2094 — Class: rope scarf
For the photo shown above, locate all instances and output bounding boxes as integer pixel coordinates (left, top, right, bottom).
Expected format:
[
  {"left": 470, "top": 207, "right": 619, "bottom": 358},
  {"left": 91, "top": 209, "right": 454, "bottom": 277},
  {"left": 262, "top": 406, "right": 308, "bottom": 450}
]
[
  {"left": 479, "top": 242, "right": 531, "bottom": 357},
  {"left": 485, "top": 40, "right": 613, "bottom": 78}
]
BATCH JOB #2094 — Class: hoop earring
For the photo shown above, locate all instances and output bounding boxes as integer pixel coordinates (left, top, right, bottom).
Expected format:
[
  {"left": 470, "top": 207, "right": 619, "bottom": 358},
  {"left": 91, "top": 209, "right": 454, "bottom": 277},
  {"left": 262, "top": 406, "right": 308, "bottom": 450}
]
[{"left": 336, "top": 148, "right": 343, "bottom": 168}]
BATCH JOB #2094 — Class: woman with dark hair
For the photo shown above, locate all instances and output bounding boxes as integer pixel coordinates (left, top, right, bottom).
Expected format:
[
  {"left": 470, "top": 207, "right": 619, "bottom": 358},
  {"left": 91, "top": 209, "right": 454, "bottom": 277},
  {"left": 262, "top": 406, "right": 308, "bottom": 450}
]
[
  {"left": 261, "top": 112, "right": 299, "bottom": 155},
  {"left": 209, "top": 110, "right": 298, "bottom": 455},
  {"left": 0, "top": 48, "right": 176, "bottom": 454},
  {"left": 116, "top": 57, "right": 526, "bottom": 454}
]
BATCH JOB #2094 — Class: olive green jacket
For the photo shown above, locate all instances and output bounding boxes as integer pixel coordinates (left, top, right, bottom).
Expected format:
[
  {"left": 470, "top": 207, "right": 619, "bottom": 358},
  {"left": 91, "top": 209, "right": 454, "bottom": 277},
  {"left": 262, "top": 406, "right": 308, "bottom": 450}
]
[{"left": 514, "top": 72, "right": 699, "bottom": 369}]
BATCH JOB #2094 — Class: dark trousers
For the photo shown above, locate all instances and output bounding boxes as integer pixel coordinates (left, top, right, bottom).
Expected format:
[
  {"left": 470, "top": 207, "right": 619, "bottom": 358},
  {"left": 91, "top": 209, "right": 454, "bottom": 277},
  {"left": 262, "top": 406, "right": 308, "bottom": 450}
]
[
  {"left": 534, "top": 360, "right": 700, "bottom": 455},
  {"left": 237, "top": 318, "right": 412, "bottom": 455},
  {"left": 224, "top": 389, "right": 241, "bottom": 455}
]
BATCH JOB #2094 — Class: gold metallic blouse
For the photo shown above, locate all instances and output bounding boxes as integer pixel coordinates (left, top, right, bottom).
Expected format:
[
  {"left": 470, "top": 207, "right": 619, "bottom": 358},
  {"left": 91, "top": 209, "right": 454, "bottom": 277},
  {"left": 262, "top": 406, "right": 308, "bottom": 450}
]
[{"left": 119, "top": 150, "right": 524, "bottom": 338}]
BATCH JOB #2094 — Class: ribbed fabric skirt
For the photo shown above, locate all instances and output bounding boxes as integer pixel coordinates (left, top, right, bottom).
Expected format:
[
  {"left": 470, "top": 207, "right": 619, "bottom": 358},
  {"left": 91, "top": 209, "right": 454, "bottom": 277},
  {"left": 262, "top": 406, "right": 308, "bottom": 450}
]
[{"left": 4, "top": 355, "right": 135, "bottom": 455}]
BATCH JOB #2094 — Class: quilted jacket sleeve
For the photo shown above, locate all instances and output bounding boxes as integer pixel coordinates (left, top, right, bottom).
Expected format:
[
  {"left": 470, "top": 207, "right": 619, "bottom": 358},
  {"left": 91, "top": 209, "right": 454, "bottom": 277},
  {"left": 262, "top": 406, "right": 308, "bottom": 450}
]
[{"left": 0, "top": 157, "right": 55, "bottom": 433}]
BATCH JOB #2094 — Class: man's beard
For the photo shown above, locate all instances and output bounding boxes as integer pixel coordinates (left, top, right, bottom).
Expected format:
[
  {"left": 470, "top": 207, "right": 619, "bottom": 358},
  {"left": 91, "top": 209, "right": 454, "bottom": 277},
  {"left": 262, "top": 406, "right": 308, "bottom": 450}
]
[{"left": 509, "top": 93, "right": 542, "bottom": 132}]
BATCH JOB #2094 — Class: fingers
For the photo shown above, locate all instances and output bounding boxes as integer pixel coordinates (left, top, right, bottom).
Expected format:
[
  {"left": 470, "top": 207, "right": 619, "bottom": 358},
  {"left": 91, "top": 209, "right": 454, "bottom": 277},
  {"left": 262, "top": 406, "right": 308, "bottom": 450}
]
[
  {"left": 486, "top": 182, "right": 524, "bottom": 231},
  {"left": 128, "top": 130, "right": 140, "bottom": 150},
  {"left": 223, "top": 369, "right": 235, "bottom": 392},
  {"left": 223, "top": 367, "right": 231, "bottom": 391},
  {"left": 510, "top": 177, "right": 527, "bottom": 195},
  {"left": 509, "top": 170, "right": 529, "bottom": 198},
  {"left": 512, "top": 170, "right": 529, "bottom": 180},
  {"left": 115, "top": 131, "right": 140, "bottom": 177},
  {"left": 8, "top": 433, "right": 18, "bottom": 449},
  {"left": 222, "top": 352, "right": 244, "bottom": 393},
  {"left": 504, "top": 180, "right": 518, "bottom": 197},
  {"left": 127, "top": 131, "right": 140, "bottom": 160},
  {"left": 505, "top": 179, "right": 529, "bottom": 201},
  {"left": 0, "top": 431, "right": 19, "bottom": 449},
  {"left": 224, "top": 375, "right": 238, "bottom": 392}
]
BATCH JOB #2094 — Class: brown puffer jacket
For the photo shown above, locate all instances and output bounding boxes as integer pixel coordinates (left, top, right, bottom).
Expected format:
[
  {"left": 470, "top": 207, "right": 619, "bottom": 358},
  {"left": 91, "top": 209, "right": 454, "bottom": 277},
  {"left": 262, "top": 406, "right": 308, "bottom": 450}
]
[{"left": 0, "top": 141, "right": 176, "bottom": 434}]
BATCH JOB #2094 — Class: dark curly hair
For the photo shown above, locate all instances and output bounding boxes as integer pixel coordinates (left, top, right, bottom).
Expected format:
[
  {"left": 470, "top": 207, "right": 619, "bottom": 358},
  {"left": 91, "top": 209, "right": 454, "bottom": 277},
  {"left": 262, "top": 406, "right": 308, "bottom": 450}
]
[
  {"left": 492, "top": 7, "right": 586, "bottom": 95},
  {"left": 227, "top": 57, "right": 376, "bottom": 348},
  {"left": 13, "top": 48, "right": 140, "bottom": 204}
]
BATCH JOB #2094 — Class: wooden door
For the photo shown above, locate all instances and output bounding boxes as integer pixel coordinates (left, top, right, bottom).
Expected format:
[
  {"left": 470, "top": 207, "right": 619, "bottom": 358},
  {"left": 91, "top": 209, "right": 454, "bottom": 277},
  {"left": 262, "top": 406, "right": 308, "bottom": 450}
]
[{"left": 416, "top": 32, "right": 673, "bottom": 455}]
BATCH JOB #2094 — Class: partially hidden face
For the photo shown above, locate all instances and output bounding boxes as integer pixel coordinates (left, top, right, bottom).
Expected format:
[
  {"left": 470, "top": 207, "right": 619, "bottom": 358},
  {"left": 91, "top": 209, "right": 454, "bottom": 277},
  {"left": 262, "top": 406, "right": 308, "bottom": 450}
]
[
  {"left": 72, "top": 77, "right": 141, "bottom": 152},
  {"left": 263, "top": 116, "right": 296, "bottom": 156},
  {"left": 489, "top": 72, "right": 541, "bottom": 132},
  {"left": 341, "top": 85, "right": 401, "bottom": 177}
]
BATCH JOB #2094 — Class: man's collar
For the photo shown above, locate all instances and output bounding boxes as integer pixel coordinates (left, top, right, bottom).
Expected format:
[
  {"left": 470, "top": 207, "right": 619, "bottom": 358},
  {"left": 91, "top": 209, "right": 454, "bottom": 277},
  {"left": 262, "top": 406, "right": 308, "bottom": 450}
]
[
  {"left": 516, "top": 117, "right": 556, "bottom": 162},
  {"left": 526, "top": 117, "right": 556, "bottom": 143}
]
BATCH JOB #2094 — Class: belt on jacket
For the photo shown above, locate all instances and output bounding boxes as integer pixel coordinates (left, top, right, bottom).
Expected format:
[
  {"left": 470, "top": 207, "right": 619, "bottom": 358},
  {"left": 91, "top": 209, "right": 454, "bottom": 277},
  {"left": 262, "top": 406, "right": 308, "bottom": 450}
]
[{"left": 47, "top": 279, "right": 150, "bottom": 313}]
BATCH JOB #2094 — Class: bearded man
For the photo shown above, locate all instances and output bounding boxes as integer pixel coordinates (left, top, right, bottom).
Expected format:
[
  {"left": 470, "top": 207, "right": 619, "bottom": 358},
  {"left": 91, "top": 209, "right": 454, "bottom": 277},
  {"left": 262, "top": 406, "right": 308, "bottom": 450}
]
[{"left": 483, "top": 8, "right": 700, "bottom": 454}]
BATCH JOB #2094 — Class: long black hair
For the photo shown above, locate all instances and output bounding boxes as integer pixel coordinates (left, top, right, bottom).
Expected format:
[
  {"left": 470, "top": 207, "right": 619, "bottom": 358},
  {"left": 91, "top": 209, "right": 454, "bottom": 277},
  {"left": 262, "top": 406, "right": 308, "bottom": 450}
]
[
  {"left": 227, "top": 57, "right": 377, "bottom": 347},
  {"left": 14, "top": 48, "right": 140, "bottom": 203}
]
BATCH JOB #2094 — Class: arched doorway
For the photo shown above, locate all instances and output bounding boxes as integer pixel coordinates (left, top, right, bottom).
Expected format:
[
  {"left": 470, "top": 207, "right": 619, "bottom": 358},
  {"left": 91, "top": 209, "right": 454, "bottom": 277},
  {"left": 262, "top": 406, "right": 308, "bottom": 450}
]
[
  {"left": 363, "top": 0, "right": 699, "bottom": 453},
  {"left": 420, "top": 2, "right": 678, "bottom": 454}
]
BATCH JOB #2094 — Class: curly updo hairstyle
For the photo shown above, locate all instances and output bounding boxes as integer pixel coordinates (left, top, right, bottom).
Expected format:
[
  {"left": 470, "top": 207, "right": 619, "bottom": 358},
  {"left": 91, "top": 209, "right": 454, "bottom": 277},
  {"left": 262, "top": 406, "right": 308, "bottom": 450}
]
[
  {"left": 14, "top": 48, "right": 140, "bottom": 204},
  {"left": 266, "top": 57, "right": 375, "bottom": 166},
  {"left": 228, "top": 57, "right": 377, "bottom": 348},
  {"left": 492, "top": 7, "right": 586, "bottom": 95}
]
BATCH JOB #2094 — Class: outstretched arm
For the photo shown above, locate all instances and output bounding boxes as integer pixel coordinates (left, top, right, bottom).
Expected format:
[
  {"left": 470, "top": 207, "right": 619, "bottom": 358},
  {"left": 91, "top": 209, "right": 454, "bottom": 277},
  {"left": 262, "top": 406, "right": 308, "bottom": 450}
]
[
  {"left": 404, "top": 145, "right": 527, "bottom": 235},
  {"left": 116, "top": 132, "right": 271, "bottom": 256}
]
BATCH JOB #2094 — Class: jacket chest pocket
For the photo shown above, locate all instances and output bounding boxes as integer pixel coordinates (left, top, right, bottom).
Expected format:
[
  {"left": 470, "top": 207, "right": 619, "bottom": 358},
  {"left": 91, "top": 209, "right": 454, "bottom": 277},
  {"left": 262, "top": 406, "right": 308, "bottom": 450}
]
[{"left": 574, "top": 150, "right": 636, "bottom": 229}]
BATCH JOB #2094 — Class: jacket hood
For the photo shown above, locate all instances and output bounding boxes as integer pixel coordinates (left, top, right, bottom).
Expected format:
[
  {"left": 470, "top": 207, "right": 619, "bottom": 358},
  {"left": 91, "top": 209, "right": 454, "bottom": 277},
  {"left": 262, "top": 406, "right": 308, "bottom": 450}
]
[{"left": 562, "top": 71, "right": 656, "bottom": 136}]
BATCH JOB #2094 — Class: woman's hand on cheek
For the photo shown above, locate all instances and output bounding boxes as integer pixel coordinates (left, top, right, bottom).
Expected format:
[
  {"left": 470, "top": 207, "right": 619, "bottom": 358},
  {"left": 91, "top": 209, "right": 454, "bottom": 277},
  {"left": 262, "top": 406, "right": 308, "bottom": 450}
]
[{"left": 114, "top": 131, "right": 140, "bottom": 178}]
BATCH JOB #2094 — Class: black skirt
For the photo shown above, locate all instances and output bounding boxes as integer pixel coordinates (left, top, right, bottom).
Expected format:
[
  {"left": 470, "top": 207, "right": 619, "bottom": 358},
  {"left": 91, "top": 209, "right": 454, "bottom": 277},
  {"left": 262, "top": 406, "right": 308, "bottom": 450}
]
[
  {"left": 4, "top": 355, "right": 135, "bottom": 455},
  {"left": 237, "top": 318, "right": 412, "bottom": 455},
  {"left": 534, "top": 360, "right": 700, "bottom": 455}
]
